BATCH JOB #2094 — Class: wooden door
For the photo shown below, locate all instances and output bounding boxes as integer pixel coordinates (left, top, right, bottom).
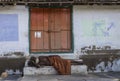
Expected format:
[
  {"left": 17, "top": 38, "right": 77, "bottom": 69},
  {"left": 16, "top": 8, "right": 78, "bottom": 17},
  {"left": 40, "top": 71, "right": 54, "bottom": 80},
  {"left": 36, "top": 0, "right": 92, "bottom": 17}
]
[{"left": 30, "top": 8, "right": 71, "bottom": 53}]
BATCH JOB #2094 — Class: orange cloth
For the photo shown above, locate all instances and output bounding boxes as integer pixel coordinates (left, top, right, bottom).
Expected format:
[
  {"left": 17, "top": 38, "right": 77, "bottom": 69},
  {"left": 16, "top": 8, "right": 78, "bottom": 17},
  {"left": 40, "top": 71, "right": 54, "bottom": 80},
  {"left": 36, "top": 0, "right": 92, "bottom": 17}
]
[{"left": 48, "top": 55, "right": 71, "bottom": 75}]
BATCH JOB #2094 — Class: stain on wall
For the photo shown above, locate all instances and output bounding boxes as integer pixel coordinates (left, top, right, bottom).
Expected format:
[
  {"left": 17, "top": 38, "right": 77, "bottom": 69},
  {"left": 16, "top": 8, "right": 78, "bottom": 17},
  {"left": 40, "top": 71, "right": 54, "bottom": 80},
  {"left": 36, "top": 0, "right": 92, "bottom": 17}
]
[
  {"left": 81, "top": 54, "right": 120, "bottom": 72},
  {"left": 0, "top": 57, "right": 26, "bottom": 75},
  {"left": 80, "top": 45, "right": 120, "bottom": 72}
]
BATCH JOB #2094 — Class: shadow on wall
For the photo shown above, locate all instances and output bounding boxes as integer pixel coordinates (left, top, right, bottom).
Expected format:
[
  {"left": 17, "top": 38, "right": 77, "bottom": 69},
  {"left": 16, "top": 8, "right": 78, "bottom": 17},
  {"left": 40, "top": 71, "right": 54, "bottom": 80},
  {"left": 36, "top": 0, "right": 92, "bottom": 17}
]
[{"left": 80, "top": 45, "right": 120, "bottom": 72}]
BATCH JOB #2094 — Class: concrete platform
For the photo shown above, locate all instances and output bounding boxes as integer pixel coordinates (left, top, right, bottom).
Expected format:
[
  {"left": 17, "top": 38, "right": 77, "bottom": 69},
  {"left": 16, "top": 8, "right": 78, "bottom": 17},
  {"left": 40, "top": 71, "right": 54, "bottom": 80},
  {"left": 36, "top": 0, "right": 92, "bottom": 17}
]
[{"left": 24, "top": 65, "right": 87, "bottom": 75}]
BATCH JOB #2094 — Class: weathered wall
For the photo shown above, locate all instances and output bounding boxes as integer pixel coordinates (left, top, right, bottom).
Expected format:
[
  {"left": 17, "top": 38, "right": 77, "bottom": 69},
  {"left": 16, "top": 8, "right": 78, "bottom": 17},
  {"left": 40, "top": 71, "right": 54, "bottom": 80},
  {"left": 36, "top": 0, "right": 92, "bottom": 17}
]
[
  {"left": 0, "top": 6, "right": 29, "bottom": 56},
  {"left": 73, "top": 5, "right": 120, "bottom": 72},
  {"left": 0, "top": 5, "right": 120, "bottom": 72},
  {"left": 0, "top": 5, "right": 120, "bottom": 58},
  {"left": 73, "top": 6, "right": 120, "bottom": 55}
]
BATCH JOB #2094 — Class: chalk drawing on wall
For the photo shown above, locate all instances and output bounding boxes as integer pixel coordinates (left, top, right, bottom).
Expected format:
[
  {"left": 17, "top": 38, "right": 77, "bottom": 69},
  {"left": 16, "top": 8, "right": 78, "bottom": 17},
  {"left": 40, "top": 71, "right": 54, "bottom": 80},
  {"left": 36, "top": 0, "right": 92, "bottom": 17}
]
[
  {"left": 81, "top": 19, "right": 115, "bottom": 37},
  {"left": 0, "top": 14, "right": 18, "bottom": 41},
  {"left": 92, "top": 20, "right": 114, "bottom": 37}
]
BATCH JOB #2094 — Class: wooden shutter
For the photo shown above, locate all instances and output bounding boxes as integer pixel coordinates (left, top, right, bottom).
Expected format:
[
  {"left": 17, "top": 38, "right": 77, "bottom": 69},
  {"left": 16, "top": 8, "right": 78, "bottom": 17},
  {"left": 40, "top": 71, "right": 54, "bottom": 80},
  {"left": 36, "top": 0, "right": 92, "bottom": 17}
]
[
  {"left": 30, "top": 8, "right": 38, "bottom": 52},
  {"left": 30, "top": 8, "right": 71, "bottom": 53},
  {"left": 60, "top": 8, "right": 71, "bottom": 52}
]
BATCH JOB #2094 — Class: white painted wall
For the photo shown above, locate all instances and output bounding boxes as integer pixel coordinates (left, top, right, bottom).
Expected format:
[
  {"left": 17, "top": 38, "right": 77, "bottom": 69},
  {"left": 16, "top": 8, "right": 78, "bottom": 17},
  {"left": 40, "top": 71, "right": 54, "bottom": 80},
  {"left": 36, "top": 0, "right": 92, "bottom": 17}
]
[
  {"left": 0, "top": 6, "right": 29, "bottom": 56},
  {"left": 0, "top": 5, "right": 120, "bottom": 72},
  {"left": 73, "top": 6, "right": 120, "bottom": 72},
  {"left": 73, "top": 6, "right": 120, "bottom": 55},
  {"left": 0, "top": 5, "right": 120, "bottom": 59}
]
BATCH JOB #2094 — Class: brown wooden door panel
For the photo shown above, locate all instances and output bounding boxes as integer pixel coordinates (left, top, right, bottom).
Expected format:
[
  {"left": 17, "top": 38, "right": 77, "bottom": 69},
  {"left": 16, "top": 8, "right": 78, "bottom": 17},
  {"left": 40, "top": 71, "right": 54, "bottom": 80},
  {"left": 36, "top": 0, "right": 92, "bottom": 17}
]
[
  {"left": 61, "top": 31, "right": 69, "bottom": 49},
  {"left": 67, "top": 31, "right": 71, "bottom": 49},
  {"left": 67, "top": 9, "right": 71, "bottom": 31},
  {"left": 36, "top": 8, "right": 44, "bottom": 50},
  {"left": 49, "top": 9, "right": 55, "bottom": 31},
  {"left": 54, "top": 8, "right": 61, "bottom": 31},
  {"left": 61, "top": 8, "right": 70, "bottom": 30},
  {"left": 50, "top": 32, "right": 55, "bottom": 50},
  {"left": 43, "top": 32, "right": 49, "bottom": 50},
  {"left": 43, "top": 8, "right": 49, "bottom": 31},
  {"left": 43, "top": 8, "right": 49, "bottom": 51},
  {"left": 30, "top": 8, "right": 38, "bottom": 30},
  {"left": 54, "top": 32, "right": 61, "bottom": 49},
  {"left": 30, "top": 31, "right": 37, "bottom": 51},
  {"left": 37, "top": 8, "right": 44, "bottom": 31},
  {"left": 31, "top": 49, "right": 38, "bottom": 52},
  {"left": 37, "top": 31, "right": 43, "bottom": 50}
]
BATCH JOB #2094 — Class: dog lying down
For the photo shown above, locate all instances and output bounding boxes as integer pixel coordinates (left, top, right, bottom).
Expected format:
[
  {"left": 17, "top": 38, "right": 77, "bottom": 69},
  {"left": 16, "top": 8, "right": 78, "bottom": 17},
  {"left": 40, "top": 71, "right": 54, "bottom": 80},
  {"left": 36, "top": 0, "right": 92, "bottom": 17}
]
[{"left": 27, "top": 55, "right": 71, "bottom": 75}]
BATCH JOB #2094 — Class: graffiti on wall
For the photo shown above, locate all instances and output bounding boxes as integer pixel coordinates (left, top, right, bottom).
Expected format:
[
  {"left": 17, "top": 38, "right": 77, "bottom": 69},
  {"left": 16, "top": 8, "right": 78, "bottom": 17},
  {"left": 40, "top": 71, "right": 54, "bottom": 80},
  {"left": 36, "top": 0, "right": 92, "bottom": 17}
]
[
  {"left": 92, "top": 20, "right": 114, "bottom": 37},
  {"left": 81, "top": 19, "right": 115, "bottom": 37},
  {"left": 0, "top": 14, "right": 18, "bottom": 41}
]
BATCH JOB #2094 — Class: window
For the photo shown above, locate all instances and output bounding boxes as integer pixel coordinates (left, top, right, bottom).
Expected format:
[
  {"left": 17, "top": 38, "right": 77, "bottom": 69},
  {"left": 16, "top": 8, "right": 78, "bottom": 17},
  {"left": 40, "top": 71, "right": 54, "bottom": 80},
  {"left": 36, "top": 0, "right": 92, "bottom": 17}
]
[{"left": 30, "top": 8, "right": 72, "bottom": 53}]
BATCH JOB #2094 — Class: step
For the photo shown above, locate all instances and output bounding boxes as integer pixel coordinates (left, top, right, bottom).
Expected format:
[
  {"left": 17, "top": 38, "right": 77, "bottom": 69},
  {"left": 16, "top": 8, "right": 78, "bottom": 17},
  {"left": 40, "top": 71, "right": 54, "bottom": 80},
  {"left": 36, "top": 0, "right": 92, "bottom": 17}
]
[{"left": 23, "top": 65, "right": 87, "bottom": 75}]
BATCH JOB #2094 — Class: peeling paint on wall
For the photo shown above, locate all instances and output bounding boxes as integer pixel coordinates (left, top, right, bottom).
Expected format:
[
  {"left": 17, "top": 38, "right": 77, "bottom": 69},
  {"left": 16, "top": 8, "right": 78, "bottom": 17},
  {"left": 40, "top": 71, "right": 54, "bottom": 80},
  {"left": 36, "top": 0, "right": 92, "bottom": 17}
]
[{"left": 80, "top": 45, "right": 120, "bottom": 72}]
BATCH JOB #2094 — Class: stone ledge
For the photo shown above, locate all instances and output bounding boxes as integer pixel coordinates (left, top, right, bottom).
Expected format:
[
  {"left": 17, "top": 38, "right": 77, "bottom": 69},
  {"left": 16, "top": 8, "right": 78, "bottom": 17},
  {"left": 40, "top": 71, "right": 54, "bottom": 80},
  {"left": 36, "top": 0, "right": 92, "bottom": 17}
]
[{"left": 24, "top": 65, "right": 87, "bottom": 75}]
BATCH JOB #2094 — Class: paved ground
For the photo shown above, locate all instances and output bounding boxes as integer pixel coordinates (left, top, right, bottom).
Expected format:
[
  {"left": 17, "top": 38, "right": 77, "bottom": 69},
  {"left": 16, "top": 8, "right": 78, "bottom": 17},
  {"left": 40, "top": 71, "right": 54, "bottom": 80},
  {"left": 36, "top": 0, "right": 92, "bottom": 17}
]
[
  {"left": 20, "top": 72, "right": 120, "bottom": 81},
  {"left": 0, "top": 75, "right": 21, "bottom": 81},
  {"left": 1, "top": 72, "right": 120, "bottom": 81}
]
